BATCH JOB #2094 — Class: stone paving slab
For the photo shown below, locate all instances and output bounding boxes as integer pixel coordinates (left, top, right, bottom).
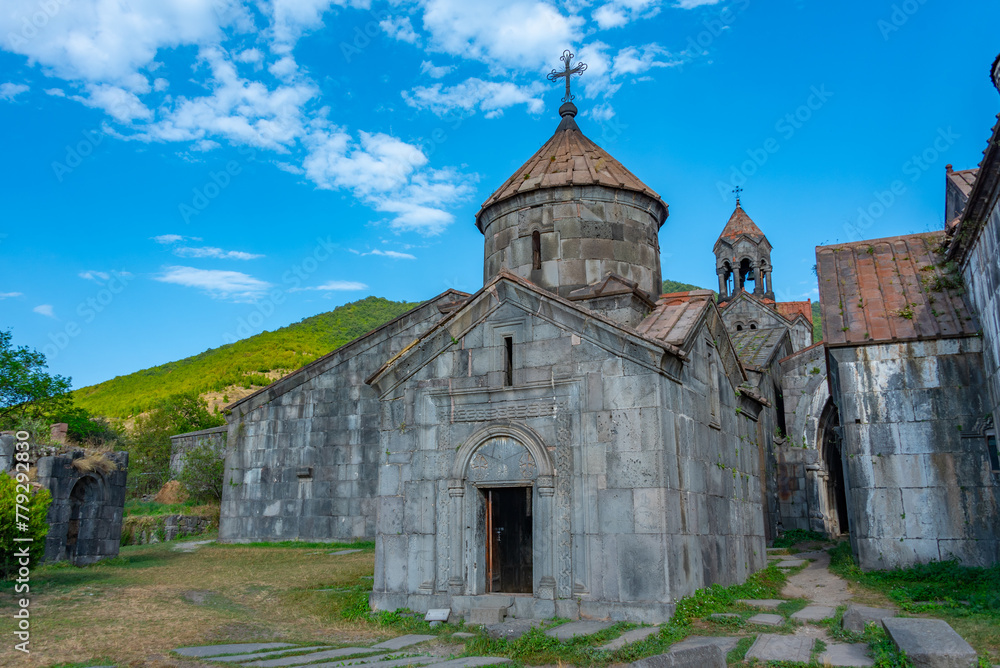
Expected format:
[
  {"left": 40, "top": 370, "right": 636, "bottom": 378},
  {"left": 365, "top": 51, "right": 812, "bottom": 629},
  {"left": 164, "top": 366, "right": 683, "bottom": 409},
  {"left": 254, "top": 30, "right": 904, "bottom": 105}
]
[
  {"left": 175, "top": 643, "right": 296, "bottom": 658},
  {"left": 737, "top": 599, "right": 785, "bottom": 610},
  {"left": 842, "top": 605, "right": 896, "bottom": 633},
  {"left": 745, "top": 634, "right": 814, "bottom": 663},
  {"left": 243, "top": 647, "right": 379, "bottom": 667},
  {"left": 209, "top": 647, "right": 329, "bottom": 662},
  {"left": 424, "top": 658, "right": 511, "bottom": 668},
  {"left": 669, "top": 636, "right": 739, "bottom": 653},
  {"left": 748, "top": 614, "right": 784, "bottom": 627},
  {"left": 545, "top": 621, "right": 613, "bottom": 641},
  {"left": 791, "top": 605, "right": 836, "bottom": 622},
  {"left": 777, "top": 559, "right": 808, "bottom": 568},
  {"left": 485, "top": 619, "right": 546, "bottom": 640},
  {"left": 882, "top": 618, "right": 977, "bottom": 668},
  {"left": 630, "top": 643, "right": 727, "bottom": 668},
  {"left": 600, "top": 626, "right": 660, "bottom": 650},
  {"left": 371, "top": 635, "right": 437, "bottom": 651},
  {"left": 330, "top": 549, "right": 362, "bottom": 556},
  {"left": 305, "top": 655, "right": 431, "bottom": 668},
  {"left": 818, "top": 643, "right": 875, "bottom": 667}
]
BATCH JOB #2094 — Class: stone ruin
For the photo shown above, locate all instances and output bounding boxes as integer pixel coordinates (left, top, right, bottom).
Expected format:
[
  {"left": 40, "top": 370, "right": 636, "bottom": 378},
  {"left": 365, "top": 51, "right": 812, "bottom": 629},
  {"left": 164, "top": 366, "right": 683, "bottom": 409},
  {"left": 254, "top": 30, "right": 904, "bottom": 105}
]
[{"left": 35, "top": 451, "right": 129, "bottom": 566}]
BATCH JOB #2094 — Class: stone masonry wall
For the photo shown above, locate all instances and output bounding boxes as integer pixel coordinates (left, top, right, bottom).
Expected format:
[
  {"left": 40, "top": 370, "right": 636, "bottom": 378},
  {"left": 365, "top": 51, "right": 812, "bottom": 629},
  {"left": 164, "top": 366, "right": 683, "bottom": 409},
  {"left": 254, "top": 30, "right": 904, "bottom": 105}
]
[
  {"left": 169, "top": 426, "right": 227, "bottom": 476},
  {"left": 961, "top": 201, "right": 1000, "bottom": 427},
  {"left": 479, "top": 186, "right": 665, "bottom": 301},
  {"left": 828, "top": 338, "right": 1000, "bottom": 569},
  {"left": 369, "top": 283, "right": 767, "bottom": 623},
  {"left": 220, "top": 297, "right": 454, "bottom": 543}
]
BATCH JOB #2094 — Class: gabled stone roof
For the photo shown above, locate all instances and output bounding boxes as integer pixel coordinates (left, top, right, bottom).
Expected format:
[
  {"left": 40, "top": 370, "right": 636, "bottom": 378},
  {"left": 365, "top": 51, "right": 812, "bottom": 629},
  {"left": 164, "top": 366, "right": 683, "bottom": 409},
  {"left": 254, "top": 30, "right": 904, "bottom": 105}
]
[
  {"left": 476, "top": 104, "right": 663, "bottom": 222},
  {"left": 635, "top": 290, "right": 716, "bottom": 348},
  {"left": 730, "top": 327, "right": 790, "bottom": 369},
  {"left": 817, "top": 231, "right": 979, "bottom": 346},
  {"left": 947, "top": 166, "right": 978, "bottom": 197},
  {"left": 716, "top": 203, "right": 768, "bottom": 246}
]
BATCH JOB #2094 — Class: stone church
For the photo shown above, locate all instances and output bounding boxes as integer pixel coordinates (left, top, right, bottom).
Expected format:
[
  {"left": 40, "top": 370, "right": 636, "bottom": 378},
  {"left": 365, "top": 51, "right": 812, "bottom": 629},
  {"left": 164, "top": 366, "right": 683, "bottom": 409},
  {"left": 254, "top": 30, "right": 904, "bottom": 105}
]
[{"left": 209, "top": 53, "right": 1000, "bottom": 623}]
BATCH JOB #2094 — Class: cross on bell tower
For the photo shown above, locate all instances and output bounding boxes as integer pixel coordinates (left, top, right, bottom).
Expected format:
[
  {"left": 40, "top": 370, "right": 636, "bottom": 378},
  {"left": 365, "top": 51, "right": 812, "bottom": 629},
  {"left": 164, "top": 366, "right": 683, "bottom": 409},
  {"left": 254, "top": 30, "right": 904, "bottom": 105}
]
[{"left": 547, "top": 50, "right": 587, "bottom": 103}]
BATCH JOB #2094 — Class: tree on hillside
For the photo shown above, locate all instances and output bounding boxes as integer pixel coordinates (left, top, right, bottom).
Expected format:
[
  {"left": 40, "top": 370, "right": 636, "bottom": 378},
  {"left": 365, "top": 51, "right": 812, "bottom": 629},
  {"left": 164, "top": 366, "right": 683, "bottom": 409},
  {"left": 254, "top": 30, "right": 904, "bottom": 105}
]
[
  {"left": 127, "top": 393, "right": 226, "bottom": 497},
  {"left": 0, "top": 329, "right": 72, "bottom": 429}
]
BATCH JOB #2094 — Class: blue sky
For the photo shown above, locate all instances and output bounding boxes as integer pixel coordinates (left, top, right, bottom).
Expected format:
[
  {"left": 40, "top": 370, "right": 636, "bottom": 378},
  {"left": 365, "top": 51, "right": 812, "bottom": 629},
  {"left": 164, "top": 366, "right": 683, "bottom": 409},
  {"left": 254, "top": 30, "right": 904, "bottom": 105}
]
[{"left": 0, "top": 0, "right": 997, "bottom": 390}]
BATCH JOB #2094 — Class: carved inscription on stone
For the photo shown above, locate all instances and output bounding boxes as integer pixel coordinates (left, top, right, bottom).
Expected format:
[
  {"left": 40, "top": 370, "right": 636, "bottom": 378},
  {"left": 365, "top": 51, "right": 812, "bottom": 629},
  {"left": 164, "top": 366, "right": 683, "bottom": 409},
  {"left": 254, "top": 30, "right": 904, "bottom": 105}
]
[
  {"left": 440, "top": 400, "right": 565, "bottom": 423},
  {"left": 465, "top": 437, "right": 538, "bottom": 482}
]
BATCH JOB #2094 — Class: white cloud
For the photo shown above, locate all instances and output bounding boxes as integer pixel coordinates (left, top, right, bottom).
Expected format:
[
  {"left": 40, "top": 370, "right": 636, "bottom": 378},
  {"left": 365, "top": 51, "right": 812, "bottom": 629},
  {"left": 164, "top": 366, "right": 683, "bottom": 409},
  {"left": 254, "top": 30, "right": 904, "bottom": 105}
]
[
  {"left": 404, "top": 78, "right": 545, "bottom": 117},
  {"left": 155, "top": 266, "right": 271, "bottom": 301},
  {"left": 153, "top": 77, "right": 169, "bottom": 92},
  {"left": 0, "top": 83, "right": 29, "bottom": 101},
  {"left": 0, "top": 292, "right": 23, "bottom": 299},
  {"left": 352, "top": 249, "right": 417, "bottom": 260},
  {"left": 79, "top": 270, "right": 110, "bottom": 281},
  {"left": 235, "top": 48, "right": 264, "bottom": 64},
  {"left": 45, "top": 88, "right": 66, "bottom": 97},
  {"left": 152, "top": 234, "right": 184, "bottom": 244},
  {"left": 293, "top": 280, "right": 369, "bottom": 291},
  {"left": 73, "top": 83, "right": 153, "bottom": 122},
  {"left": 421, "top": 0, "right": 585, "bottom": 71},
  {"left": 381, "top": 15, "right": 420, "bottom": 44},
  {"left": 174, "top": 246, "right": 264, "bottom": 260},
  {"left": 33, "top": 304, "right": 56, "bottom": 318},
  {"left": 593, "top": 0, "right": 661, "bottom": 28},
  {"left": 304, "top": 130, "right": 428, "bottom": 196},
  {"left": 674, "top": 0, "right": 721, "bottom": 7},
  {"left": 420, "top": 61, "right": 454, "bottom": 79}
]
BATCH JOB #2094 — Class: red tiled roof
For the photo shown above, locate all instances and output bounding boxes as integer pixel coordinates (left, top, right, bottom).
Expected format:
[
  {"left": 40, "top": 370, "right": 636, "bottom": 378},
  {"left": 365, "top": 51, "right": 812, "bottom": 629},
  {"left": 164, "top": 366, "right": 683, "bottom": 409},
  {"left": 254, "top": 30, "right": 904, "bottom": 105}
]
[
  {"left": 717, "top": 204, "right": 767, "bottom": 244},
  {"left": 816, "top": 231, "right": 979, "bottom": 346},
  {"left": 636, "top": 290, "right": 716, "bottom": 348},
  {"left": 477, "top": 106, "right": 663, "bottom": 220},
  {"left": 776, "top": 300, "right": 813, "bottom": 325},
  {"left": 947, "top": 167, "right": 978, "bottom": 197}
]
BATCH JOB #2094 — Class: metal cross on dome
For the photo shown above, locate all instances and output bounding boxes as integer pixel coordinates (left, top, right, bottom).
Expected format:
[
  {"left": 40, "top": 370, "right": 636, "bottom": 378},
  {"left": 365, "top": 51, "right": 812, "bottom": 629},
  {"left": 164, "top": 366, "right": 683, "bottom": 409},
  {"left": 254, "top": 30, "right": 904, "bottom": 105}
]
[
  {"left": 733, "top": 186, "right": 743, "bottom": 205},
  {"left": 547, "top": 50, "right": 587, "bottom": 103}
]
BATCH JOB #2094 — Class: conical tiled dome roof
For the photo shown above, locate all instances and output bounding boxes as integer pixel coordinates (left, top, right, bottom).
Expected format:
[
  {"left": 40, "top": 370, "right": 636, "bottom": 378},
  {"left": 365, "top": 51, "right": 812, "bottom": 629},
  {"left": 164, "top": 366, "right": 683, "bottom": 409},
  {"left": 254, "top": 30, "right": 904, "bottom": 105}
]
[
  {"left": 717, "top": 203, "right": 767, "bottom": 244},
  {"left": 476, "top": 103, "right": 664, "bottom": 225}
]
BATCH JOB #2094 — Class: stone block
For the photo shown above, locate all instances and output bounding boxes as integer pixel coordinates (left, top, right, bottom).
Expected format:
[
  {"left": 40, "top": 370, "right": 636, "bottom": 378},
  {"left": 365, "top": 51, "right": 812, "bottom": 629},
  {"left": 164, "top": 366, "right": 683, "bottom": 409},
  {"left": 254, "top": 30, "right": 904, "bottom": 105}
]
[
  {"left": 629, "top": 643, "right": 726, "bottom": 668},
  {"left": 371, "top": 634, "right": 436, "bottom": 650},
  {"left": 469, "top": 608, "right": 507, "bottom": 625},
  {"left": 241, "top": 647, "right": 378, "bottom": 667},
  {"left": 791, "top": 605, "right": 836, "bottom": 622},
  {"left": 173, "top": 643, "right": 296, "bottom": 658},
  {"left": 669, "top": 636, "right": 739, "bottom": 653},
  {"left": 882, "top": 618, "right": 977, "bottom": 668},
  {"left": 485, "top": 619, "right": 546, "bottom": 640},
  {"left": 545, "top": 620, "right": 613, "bottom": 640},
  {"left": 817, "top": 643, "right": 875, "bottom": 667},
  {"left": 841, "top": 605, "right": 896, "bottom": 633},
  {"left": 747, "top": 613, "right": 784, "bottom": 626},
  {"left": 745, "top": 634, "right": 814, "bottom": 663},
  {"left": 600, "top": 626, "right": 660, "bottom": 650},
  {"left": 777, "top": 559, "right": 808, "bottom": 568}
]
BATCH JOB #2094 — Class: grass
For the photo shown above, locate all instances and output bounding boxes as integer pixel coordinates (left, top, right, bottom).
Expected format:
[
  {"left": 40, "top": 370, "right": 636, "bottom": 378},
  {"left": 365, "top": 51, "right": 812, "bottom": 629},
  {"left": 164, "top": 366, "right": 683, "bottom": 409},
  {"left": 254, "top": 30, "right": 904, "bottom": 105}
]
[
  {"left": 124, "top": 499, "right": 213, "bottom": 516},
  {"left": 771, "top": 529, "right": 826, "bottom": 548},
  {"left": 828, "top": 541, "right": 1000, "bottom": 662}
]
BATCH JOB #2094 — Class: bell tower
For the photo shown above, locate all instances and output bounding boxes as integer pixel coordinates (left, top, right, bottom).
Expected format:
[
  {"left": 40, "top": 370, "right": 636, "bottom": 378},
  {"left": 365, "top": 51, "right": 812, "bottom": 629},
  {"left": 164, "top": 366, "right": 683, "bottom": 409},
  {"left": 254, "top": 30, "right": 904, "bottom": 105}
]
[{"left": 714, "top": 193, "right": 774, "bottom": 303}]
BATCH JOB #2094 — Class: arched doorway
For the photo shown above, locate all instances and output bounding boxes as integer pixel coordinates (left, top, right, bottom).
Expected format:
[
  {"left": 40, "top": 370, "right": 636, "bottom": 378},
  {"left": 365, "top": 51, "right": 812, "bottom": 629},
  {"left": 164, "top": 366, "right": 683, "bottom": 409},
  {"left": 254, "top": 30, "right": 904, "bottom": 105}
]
[
  {"left": 818, "top": 402, "right": 849, "bottom": 536},
  {"left": 66, "top": 476, "right": 102, "bottom": 564}
]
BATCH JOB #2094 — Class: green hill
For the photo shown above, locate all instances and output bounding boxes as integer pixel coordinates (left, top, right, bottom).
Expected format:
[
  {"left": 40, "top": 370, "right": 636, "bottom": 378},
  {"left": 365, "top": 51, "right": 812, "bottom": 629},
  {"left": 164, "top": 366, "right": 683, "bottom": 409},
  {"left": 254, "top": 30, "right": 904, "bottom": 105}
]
[
  {"left": 74, "top": 296, "right": 421, "bottom": 418},
  {"left": 661, "top": 279, "right": 707, "bottom": 293}
]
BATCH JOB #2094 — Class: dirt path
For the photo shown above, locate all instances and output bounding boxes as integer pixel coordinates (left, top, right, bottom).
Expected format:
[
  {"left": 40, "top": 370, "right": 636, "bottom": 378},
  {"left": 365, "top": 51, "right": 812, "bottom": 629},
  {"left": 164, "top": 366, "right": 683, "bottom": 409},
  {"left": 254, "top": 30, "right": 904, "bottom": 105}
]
[{"left": 780, "top": 548, "right": 853, "bottom": 606}]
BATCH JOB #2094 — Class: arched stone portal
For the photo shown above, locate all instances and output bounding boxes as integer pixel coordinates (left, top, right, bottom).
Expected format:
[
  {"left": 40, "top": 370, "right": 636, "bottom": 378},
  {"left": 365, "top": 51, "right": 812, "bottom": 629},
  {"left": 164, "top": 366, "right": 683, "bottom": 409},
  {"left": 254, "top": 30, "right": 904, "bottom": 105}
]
[
  {"left": 67, "top": 476, "right": 103, "bottom": 564},
  {"left": 817, "top": 401, "right": 849, "bottom": 536},
  {"left": 449, "top": 424, "right": 557, "bottom": 603}
]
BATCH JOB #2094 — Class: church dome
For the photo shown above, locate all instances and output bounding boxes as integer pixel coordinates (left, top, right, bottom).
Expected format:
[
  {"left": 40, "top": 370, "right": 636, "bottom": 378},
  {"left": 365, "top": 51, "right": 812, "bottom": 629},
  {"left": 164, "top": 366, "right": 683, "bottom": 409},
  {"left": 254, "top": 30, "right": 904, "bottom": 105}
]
[{"left": 476, "top": 102, "right": 668, "bottom": 301}]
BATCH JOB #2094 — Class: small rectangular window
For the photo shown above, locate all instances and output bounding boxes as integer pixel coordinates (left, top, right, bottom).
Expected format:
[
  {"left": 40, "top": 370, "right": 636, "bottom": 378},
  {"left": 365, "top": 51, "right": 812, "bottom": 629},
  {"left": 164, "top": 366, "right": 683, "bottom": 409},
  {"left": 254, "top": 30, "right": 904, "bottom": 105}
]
[
  {"left": 504, "top": 336, "right": 514, "bottom": 387},
  {"left": 531, "top": 231, "right": 542, "bottom": 270},
  {"left": 987, "top": 433, "right": 999, "bottom": 472}
]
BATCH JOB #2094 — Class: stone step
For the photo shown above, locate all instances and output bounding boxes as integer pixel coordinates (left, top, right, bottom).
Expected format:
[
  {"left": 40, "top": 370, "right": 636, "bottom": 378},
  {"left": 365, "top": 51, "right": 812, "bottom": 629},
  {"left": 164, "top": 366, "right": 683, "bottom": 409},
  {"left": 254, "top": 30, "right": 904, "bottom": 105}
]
[
  {"left": 668, "top": 636, "right": 739, "bottom": 653},
  {"left": 747, "top": 613, "right": 784, "bottom": 627},
  {"left": 209, "top": 647, "right": 330, "bottom": 662},
  {"left": 304, "top": 656, "right": 433, "bottom": 668},
  {"left": 776, "top": 559, "right": 808, "bottom": 568},
  {"left": 745, "top": 634, "right": 814, "bottom": 663},
  {"left": 545, "top": 621, "right": 613, "bottom": 641},
  {"left": 174, "top": 644, "right": 298, "bottom": 658},
  {"left": 790, "top": 605, "right": 836, "bottom": 623},
  {"left": 882, "top": 618, "right": 977, "bottom": 668},
  {"left": 818, "top": 643, "right": 875, "bottom": 667},
  {"left": 485, "top": 619, "right": 546, "bottom": 640},
  {"left": 371, "top": 635, "right": 436, "bottom": 651},
  {"left": 242, "top": 647, "right": 380, "bottom": 667},
  {"left": 737, "top": 599, "right": 785, "bottom": 610},
  {"left": 630, "top": 643, "right": 727, "bottom": 668},
  {"left": 842, "top": 605, "right": 896, "bottom": 633},
  {"left": 424, "top": 658, "right": 511, "bottom": 668},
  {"left": 600, "top": 626, "right": 660, "bottom": 651}
]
